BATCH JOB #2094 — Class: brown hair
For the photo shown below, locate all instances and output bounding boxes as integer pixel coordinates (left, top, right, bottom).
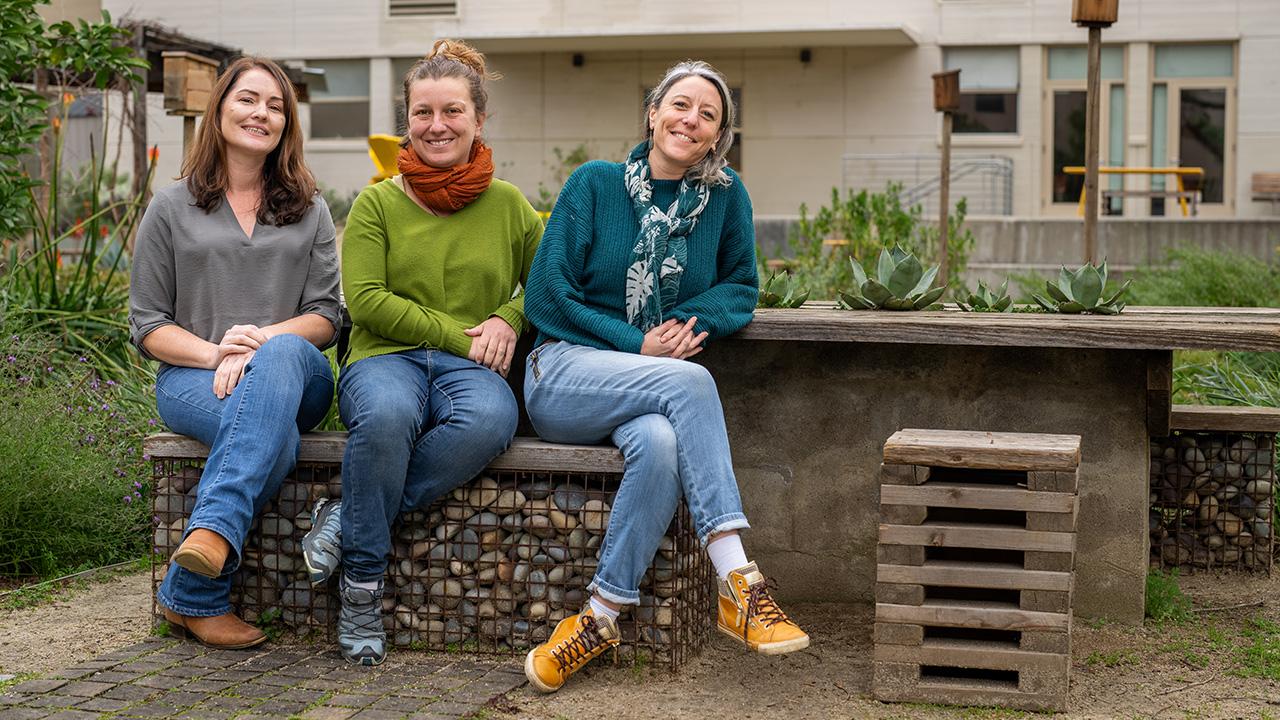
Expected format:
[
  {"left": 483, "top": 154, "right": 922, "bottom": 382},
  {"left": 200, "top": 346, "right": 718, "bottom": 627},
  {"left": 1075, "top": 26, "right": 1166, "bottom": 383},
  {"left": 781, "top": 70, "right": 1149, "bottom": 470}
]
[
  {"left": 181, "top": 56, "right": 316, "bottom": 226},
  {"left": 399, "top": 39, "right": 501, "bottom": 146}
]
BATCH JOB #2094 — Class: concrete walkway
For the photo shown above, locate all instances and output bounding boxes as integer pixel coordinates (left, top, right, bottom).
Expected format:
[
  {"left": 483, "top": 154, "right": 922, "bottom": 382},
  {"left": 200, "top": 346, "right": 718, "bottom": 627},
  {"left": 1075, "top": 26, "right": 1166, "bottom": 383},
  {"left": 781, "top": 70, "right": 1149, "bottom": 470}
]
[{"left": 0, "top": 638, "right": 526, "bottom": 719}]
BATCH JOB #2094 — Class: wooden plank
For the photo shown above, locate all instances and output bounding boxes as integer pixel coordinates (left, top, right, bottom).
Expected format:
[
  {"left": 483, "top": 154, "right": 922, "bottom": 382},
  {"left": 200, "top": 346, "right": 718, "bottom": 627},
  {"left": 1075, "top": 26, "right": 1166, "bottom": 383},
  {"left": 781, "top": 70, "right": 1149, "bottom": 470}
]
[
  {"left": 876, "top": 601, "right": 1070, "bottom": 631},
  {"left": 879, "top": 522, "right": 1076, "bottom": 553},
  {"left": 881, "top": 463, "right": 928, "bottom": 486},
  {"left": 1148, "top": 350, "right": 1172, "bottom": 436},
  {"left": 876, "top": 583, "right": 925, "bottom": 605},
  {"left": 1026, "top": 470, "right": 1078, "bottom": 493},
  {"left": 877, "top": 544, "right": 925, "bottom": 566},
  {"left": 872, "top": 675, "right": 1066, "bottom": 713},
  {"left": 1026, "top": 507, "right": 1077, "bottom": 532},
  {"left": 877, "top": 561, "right": 1071, "bottom": 591},
  {"left": 143, "top": 433, "right": 626, "bottom": 473},
  {"left": 883, "top": 429, "right": 1081, "bottom": 471},
  {"left": 1024, "top": 551, "right": 1074, "bottom": 573},
  {"left": 874, "top": 639, "right": 1069, "bottom": 672},
  {"left": 881, "top": 484, "right": 1075, "bottom": 513},
  {"left": 874, "top": 622, "right": 923, "bottom": 646},
  {"left": 738, "top": 307, "right": 1280, "bottom": 353},
  {"left": 879, "top": 504, "right": 928, "bottom": 524},
  {"left": 1021, "top": 629, "right": 1071, "bottom": 654},
  {"left": 1021, "top": 589, "right": 1071, "bottom": 614},
  {"left": 1170, "top": 404, "right": 1280, "bottom": 433}
]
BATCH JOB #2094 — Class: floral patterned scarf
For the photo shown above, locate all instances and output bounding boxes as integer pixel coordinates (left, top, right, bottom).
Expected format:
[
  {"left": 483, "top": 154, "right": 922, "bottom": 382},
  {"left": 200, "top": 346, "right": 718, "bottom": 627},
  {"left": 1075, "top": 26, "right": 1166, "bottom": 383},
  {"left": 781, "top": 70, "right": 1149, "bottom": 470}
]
[{"left": 622, "top": 141, "right": 710, "bottom": 331}]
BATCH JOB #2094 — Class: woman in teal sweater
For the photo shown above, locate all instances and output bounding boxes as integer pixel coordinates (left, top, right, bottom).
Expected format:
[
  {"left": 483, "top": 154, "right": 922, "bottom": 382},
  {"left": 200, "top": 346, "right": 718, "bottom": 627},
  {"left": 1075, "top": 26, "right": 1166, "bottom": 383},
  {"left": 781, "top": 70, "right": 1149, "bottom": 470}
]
[
  {"left": 300, "top": 40, "right": 542, "bottom": 667},
  {"left": 521, "top": 60, "right": 808, "bottom": 693}
]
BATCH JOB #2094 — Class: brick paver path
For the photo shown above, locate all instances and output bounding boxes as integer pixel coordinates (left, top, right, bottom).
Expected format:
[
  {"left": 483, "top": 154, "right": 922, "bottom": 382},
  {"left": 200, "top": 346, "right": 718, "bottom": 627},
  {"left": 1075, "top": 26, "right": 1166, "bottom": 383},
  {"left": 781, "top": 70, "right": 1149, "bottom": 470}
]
[{"left": 0, "top": 639, "right": 527, "bottom": 719}]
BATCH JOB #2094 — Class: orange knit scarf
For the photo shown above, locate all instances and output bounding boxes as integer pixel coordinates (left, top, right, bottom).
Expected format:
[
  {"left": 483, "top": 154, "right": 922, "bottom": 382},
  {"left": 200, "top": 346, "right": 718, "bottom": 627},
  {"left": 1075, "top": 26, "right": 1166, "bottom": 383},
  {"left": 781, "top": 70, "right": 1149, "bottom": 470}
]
[{"left": 396, "top": 141, "right": 494, "bottom": 213}]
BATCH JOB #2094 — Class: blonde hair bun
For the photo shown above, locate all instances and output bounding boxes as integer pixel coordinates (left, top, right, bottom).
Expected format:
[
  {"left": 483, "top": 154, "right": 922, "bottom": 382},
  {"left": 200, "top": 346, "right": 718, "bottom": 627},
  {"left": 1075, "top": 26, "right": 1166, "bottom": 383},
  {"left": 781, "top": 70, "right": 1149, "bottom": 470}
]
[{"left": 427, "top": 39, "right": 501, "bottom": 81}]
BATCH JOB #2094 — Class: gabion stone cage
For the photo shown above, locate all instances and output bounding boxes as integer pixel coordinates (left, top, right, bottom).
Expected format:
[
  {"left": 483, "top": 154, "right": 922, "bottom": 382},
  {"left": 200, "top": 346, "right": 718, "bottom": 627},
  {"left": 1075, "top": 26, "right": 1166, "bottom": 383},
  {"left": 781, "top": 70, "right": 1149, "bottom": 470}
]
[
  {"left": 149, "top": 435, "right": 715, "bottom": 670},
  {"left": 1149, "top": 430, "right": 1275, "bottom": 573}
]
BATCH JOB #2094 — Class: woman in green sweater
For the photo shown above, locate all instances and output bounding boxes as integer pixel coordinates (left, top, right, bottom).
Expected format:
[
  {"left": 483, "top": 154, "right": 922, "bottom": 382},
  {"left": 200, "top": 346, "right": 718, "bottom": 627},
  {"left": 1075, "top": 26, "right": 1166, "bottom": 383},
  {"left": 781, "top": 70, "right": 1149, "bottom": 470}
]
[
  {"left": 300, "top": 40, "right": 542, "bottom": 666},
  {"left": 521, "top": 60, "right": 808, "bottom": 693}
]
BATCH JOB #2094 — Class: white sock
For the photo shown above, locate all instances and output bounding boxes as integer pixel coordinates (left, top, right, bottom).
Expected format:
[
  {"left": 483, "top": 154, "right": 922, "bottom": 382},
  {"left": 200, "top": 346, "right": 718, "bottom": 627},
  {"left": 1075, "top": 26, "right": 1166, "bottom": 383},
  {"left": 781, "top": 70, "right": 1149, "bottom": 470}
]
[
  {"left": 588, "top": 595, "right": 620, "bottom": 623},
  {"left": 707, "top": 534, "right": 750, "bottom": 580}
]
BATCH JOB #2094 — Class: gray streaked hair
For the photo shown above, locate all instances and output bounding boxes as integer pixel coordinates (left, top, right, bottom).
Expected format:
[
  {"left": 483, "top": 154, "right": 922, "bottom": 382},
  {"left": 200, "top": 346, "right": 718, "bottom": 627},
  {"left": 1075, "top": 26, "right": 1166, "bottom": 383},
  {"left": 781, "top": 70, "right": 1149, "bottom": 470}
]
[{"left": 644, "top": 60, "right": 736, "bottom": 187}]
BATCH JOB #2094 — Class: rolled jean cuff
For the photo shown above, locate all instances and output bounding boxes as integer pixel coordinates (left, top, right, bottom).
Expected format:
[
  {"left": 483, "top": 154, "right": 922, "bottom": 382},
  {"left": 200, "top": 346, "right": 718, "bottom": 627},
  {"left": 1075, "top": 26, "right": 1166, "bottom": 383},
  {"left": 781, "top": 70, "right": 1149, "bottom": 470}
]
[
  {"left": 185, "top": 520, "right": 242, "bottom": 575},
  {"left": 698, "top": 514, "right": 750, "bottom": 546},
  {"left": 587, "top": 576, "right": 641, "bottom": 606},
  {"left": 156, "top": 585, "right": 233, "bottom": 618}
]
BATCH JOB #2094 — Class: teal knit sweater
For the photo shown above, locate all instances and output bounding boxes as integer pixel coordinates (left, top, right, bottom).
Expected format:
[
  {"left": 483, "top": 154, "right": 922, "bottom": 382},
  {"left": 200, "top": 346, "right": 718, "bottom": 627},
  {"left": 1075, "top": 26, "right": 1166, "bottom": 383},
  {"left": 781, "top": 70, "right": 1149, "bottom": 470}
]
[{"left": 525, "top": 160, "right": 758, "bottom": 353}]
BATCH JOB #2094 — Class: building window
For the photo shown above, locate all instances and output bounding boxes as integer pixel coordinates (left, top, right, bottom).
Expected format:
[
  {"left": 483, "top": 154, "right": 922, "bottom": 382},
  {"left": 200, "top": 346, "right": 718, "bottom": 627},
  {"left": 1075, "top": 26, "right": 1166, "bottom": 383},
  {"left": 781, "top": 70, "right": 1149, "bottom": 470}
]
[
  {"left": 308, "top": 59, "right": 370, "bottom": 139},
  {"left": 1046, "top": 46, "right": 1125, "bottom": 207},
  {"left": 943, "top": 47, "right": 1019, "bottom": 134},
  {"left": 388, "top": 0, "right": 457, "bottom": 17},
  {"left": 1150, "top": 44, "right": 1234, "bottom": 211}
]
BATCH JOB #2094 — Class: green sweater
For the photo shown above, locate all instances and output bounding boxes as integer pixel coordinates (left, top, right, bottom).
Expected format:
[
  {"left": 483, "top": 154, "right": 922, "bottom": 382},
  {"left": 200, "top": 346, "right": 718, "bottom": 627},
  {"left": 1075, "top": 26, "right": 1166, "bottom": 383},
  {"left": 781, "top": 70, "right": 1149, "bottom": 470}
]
[
  {"left": 525, "top": 160, "right": 757, "bottom": 353},
  {"left": 342, "top": 178, "right": 543, "bottom": 366}
]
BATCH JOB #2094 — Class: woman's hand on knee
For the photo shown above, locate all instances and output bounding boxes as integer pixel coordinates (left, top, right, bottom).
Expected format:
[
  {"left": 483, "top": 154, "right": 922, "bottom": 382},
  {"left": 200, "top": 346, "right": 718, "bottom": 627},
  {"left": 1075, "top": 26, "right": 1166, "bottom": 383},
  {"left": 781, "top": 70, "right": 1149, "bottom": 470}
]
[
  {"left": 464, "top": 316, "right": 517, "bottom": 377},
  {"left": 641, "top": 317, "right": 705, "bottom": 359},
  {"left": 220, "top": 324, "right": 269, "bottom": 352},
  {"left": 212, "top": 350, "right": 254, "bottom": 399}
]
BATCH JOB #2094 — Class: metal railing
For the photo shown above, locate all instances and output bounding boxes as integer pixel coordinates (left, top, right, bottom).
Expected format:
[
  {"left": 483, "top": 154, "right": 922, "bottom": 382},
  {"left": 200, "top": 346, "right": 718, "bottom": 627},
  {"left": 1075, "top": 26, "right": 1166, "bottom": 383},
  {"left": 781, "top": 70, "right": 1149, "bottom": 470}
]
[{"left": 842, "top": 154, "right": 1015, "bottom": 216}]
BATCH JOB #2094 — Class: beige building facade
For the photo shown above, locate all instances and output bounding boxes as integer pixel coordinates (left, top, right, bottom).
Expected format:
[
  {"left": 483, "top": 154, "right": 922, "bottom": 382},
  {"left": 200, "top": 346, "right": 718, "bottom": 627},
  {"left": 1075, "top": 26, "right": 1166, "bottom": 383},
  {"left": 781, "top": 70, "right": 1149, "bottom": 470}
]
[{"left": 99, "top": 0, "right": 1280, "bottom": 219}]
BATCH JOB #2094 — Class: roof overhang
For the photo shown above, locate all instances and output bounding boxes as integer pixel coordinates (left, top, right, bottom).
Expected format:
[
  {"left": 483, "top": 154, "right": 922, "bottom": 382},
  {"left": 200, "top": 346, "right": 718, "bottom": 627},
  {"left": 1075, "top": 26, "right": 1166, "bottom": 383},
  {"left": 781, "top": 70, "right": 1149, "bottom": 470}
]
[{"left": 462, "top": 24, "right": 920, "bottom": 54}]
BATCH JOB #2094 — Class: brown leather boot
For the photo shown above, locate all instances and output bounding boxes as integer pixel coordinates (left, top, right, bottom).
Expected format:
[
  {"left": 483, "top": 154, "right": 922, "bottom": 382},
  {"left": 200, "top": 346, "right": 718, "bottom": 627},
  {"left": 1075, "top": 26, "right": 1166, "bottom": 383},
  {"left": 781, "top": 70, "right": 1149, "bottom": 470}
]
[
  {"left": 172, "top": 528, "right": 230, "bottom": 578},
  {"left": 162, "top": 608, "right": 266, "bottom": 649}
]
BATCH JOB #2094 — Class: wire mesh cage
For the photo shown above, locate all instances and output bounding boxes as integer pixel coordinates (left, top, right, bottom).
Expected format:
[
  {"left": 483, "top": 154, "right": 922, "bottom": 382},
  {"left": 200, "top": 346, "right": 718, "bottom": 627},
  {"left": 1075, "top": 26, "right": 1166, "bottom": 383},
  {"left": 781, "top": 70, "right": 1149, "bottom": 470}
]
[
  {"left": 151, "top": 457, "right": 714, "bottom": 669},
  {"left": 1149, "top": 431, "right": 1276, "bottom": 573}
]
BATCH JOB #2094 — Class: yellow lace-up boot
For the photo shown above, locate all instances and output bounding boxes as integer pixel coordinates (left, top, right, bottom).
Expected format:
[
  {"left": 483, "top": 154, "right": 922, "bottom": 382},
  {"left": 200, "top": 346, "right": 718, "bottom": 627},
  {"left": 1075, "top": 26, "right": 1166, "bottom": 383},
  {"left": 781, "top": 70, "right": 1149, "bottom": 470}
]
[
  {"left": 717, "top": 562, "right": 810, "bottom": 654},
  {"left": 524, "top": 607, "right": 620, "bottom": 693}
]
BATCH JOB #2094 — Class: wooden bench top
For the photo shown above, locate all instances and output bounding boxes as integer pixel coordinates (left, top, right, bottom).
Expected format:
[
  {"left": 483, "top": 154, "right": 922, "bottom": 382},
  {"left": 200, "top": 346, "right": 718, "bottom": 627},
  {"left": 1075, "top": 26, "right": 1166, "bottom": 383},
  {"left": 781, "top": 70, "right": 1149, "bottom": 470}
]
[
  {"left": 1169, "top": 404, "right": 1280, "bottom": 433},
  {"left": 143, "top": 432, "right": 626, "bottom": 474},
  {"left": 883, "top": 429, "right": 1082, "bottom": 471},
  {"left": 1252, "top": 172, "right": 1280, "bottom": 195},
  {"left": 739, "top": 306, "right": 1280, "bottom": 353}
]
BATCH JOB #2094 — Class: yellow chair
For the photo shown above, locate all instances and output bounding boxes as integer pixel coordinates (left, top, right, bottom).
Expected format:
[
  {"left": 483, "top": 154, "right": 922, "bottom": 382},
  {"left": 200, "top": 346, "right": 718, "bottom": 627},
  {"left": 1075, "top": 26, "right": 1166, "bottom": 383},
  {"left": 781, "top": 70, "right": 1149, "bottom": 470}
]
[{"left": 367, "top": 134, "right": 401, "bottom": 184}]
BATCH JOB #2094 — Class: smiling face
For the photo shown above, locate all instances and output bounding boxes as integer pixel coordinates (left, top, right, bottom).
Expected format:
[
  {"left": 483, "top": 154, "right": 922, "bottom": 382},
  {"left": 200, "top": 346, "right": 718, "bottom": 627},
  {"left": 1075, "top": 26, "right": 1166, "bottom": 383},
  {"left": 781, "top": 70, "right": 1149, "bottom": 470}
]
[
  {"left": 646, "top": 75, "right": 725, "bottom": 179},
  {"left": 406, "top": 76, "right": 484, "bottom": 169},
  {"left": 218, "top": 67, "right": 286, "bottom": 161}
]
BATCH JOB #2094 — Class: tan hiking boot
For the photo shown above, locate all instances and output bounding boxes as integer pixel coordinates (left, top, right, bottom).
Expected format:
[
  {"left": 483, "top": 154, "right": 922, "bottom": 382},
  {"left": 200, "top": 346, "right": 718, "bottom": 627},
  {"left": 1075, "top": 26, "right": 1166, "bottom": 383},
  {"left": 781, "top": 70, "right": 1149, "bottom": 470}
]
[
  {"left": 524, "top": 607, "right": 620, "bottom": 693},
  {"left": 717, "top": 562, "right": 810, "bottom": 655}
]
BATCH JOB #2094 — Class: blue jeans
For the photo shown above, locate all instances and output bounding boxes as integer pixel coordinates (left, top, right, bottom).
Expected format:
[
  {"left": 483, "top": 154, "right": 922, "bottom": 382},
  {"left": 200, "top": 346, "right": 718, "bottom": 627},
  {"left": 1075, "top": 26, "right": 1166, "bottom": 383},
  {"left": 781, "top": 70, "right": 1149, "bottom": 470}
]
[
  {"left": 523, "top": 341, "right": 749, "bottom": 605},
  {"left": 155, "top": 334, "right": 334, "bottom": 617},
  {"left": 338, "top": 349, "right": 518, "bottom": 582}
]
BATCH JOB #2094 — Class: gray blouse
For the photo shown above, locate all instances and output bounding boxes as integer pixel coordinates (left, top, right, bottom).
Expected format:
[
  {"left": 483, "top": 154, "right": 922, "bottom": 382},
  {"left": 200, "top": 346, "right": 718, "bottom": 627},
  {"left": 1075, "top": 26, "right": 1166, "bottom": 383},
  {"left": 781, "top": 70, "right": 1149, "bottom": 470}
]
[{"left": 128, "top": 181, "right": 341, "bottom": 361}]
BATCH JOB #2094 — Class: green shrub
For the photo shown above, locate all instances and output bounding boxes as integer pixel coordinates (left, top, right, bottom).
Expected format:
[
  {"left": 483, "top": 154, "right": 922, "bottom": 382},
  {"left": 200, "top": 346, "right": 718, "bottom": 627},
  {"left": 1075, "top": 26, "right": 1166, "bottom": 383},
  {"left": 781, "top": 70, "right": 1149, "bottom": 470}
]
[
  {"left": 0, "top": 327, "right": 153, "bottom": 578},
  {"left": 762, "top": 184, "right": 975, "bottom": 301},
  {"left": 1144, "top": 568, "right": 1192, "bottom": 625},
  {"left": 1126, "top": 247, "right": 1280, "bottom": 308}
]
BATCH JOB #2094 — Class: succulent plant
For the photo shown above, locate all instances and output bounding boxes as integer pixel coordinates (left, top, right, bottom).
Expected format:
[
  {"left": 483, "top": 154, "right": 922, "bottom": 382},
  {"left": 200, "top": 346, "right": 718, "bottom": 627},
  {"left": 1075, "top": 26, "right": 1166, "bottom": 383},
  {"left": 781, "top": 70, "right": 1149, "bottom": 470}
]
[
  {"left": 837, "top": 247, "right": 947, "bottom": 311},
  {"left": 757, "top": 271, "right": 810, "bottom": 308},
  {"left": 959, "top": 279, "right": 1013, "bottom": 312},
  {"left": 1032, "top": 261, "right": 1131, "bottom": 315}
]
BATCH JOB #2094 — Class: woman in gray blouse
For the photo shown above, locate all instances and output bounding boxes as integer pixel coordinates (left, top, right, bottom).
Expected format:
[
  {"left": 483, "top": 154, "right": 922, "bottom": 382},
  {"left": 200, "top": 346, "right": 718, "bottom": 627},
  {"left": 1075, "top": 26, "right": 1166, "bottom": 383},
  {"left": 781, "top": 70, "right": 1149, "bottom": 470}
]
[{"left": 129, "top": 57, "right": 340, "bottom": 649}]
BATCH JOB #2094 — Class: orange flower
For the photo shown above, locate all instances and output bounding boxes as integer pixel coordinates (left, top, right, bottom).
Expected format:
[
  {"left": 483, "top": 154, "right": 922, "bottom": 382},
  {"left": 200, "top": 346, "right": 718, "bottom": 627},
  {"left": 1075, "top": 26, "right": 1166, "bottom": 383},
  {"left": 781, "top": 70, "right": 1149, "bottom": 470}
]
[
  {"left": 147, "top": 146, "right": 160, "bottom": 163},
  {"left": 100, "top": 224, "right": 110, "bottom": 238},
  {"left": 51, "top": 117, "right": 61, "bottom": 132},
  {"left": 62, "top": 92, "right": 74, "bottom": 107}
]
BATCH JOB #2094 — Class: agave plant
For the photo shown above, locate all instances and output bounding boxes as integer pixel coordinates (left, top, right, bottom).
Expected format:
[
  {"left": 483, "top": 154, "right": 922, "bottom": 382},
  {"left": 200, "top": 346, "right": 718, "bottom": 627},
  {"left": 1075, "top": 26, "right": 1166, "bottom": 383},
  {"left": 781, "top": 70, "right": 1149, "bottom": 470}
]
[
  {"left": 959, "top": 279, "right": 1013, "bottom": 312},
  {"left": 838, "top": 247, "right": 946, "bottom": 311},
  {"left": 757, "top": 271, "right": 810, "bottom": 308},
  {"left": 1032, "top": 261, "right": 1131, "bottom": 315}
]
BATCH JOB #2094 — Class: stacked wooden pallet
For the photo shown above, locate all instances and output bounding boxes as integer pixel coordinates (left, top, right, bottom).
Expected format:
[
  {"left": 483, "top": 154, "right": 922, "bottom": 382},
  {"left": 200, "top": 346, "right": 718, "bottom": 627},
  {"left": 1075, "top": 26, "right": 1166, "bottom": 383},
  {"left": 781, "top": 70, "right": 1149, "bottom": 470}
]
[{"left": 872, "top": 429, "right": 1081, "bottom": 712}]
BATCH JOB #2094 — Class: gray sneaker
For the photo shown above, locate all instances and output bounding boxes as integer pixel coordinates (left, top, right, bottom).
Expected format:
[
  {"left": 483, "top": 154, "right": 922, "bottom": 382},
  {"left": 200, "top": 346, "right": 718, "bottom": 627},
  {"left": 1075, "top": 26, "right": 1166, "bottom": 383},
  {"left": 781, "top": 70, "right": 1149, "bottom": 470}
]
[
  {"left": 301, "top": 498, "right": 342, "bottom": 587},
  {"left": 338, "top": 575, "right": 386, "bottom": 666}
]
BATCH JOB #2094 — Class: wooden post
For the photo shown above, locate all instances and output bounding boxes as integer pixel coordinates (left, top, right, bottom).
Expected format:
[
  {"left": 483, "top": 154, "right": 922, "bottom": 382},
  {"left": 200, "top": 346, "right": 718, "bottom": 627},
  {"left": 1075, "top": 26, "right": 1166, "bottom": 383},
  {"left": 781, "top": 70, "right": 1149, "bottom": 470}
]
[
  {"left": 1082, "top": 26, "right": 1102, "bottom": 264},
  {"left": 1072, "top": 0, "right": 1118, "bottom": 265},
  {"left": 163, "top": 51, "right": 219, "bottom": 170},
  {"left": 131, "top": 24, "right": 149, "bottom": 205},
  {"left": 939, "top": 112, "right": 952, "bottom": 285},
  {"left": 932, "top": 69, "right": 960, "bottom": 287}
]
